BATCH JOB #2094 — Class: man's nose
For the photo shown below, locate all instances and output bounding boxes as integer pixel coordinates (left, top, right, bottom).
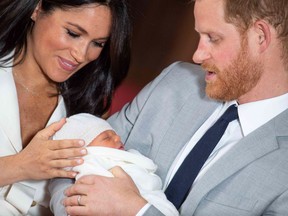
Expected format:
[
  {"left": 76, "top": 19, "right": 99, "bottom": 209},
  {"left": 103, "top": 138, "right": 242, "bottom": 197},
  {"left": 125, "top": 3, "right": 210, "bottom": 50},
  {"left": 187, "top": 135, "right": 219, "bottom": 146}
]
[{"left": 192, "top": 43, "right": 211, "bottom": 64}]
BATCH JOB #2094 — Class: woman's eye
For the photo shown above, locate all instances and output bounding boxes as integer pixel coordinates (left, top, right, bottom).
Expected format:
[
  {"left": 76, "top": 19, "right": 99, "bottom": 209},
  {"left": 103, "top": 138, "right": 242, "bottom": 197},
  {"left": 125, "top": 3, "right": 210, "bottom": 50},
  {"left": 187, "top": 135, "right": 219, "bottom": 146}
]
[
  {"left": 67, "top": 29, "right": 80, "bottom": 38},
  {"left": 93, "top": 41, "right": 106, "bottom": 48}
]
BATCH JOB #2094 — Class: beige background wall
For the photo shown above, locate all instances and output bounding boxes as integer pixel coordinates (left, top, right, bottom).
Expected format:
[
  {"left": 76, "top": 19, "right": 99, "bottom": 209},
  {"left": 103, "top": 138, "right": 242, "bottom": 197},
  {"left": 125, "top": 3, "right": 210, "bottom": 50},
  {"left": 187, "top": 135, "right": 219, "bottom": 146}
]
[{"left": 110, "top": 0, "right": 199, "bottom": 113}]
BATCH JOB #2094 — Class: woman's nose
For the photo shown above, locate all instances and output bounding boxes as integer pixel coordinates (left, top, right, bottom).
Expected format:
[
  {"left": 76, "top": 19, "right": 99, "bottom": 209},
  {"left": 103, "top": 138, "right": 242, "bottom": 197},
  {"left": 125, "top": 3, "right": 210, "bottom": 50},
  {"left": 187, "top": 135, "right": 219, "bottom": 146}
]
[{"left": 71, "top": 43, "right": 87, "bottom": 63}]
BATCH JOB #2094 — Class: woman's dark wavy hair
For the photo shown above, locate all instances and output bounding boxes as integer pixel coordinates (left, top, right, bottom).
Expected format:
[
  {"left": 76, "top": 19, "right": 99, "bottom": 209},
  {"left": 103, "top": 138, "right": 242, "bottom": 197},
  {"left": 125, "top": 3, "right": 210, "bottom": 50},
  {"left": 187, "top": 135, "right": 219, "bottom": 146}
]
[{"left": 0, "top": 0, "right": 131, "bottom": 117}]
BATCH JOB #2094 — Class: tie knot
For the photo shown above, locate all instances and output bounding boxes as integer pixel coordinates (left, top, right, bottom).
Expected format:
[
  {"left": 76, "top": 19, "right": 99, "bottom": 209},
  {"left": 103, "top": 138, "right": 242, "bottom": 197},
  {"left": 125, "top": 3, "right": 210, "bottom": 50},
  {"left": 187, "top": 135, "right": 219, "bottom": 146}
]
[{"left": 221, "top": 105, "right": 238, "bottom": 122}]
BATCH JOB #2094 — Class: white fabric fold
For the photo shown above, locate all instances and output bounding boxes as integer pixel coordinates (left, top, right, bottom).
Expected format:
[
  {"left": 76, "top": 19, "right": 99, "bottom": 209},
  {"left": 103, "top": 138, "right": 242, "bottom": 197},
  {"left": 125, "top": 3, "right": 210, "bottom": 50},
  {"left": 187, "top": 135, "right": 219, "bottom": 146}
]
[
  {"left": 5, "top": 182, "right": 35, "bottom": 214},
  {"left": 73, "top": 147, "right": 179, "bottom": 216}
]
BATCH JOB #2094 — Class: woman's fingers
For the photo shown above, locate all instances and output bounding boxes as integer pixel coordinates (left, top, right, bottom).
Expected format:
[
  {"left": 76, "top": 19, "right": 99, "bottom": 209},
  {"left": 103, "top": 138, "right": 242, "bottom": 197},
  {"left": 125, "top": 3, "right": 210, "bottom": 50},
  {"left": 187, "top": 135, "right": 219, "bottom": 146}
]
[
  {"left": 12, "top": 118, "right": 89, "bottom": 181},
  {"left": 37, "top": 118, "right": 66, "bottom": 139}
]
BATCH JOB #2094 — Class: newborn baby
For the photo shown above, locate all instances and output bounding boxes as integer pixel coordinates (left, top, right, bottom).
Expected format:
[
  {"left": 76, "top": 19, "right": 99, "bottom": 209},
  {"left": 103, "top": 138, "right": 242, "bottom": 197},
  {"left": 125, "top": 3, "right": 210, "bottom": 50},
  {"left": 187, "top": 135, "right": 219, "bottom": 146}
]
[{"left": 53, "top": 113, "right": 179, "bottom": 216}]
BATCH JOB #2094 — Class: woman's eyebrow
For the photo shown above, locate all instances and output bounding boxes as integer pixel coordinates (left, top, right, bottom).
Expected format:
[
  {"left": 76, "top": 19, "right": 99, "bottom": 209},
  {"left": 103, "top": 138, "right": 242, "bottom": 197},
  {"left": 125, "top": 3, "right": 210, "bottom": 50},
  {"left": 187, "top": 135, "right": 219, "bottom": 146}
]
[{"left": 67, "top": 22, "right": 87, "bottom": 34}]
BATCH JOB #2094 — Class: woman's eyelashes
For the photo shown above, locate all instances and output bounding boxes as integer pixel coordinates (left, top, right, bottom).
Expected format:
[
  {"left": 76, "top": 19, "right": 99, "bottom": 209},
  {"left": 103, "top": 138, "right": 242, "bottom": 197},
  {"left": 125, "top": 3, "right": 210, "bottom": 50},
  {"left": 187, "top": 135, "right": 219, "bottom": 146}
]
[
  {"left": 66, "top": 29, "right": 106, "bottom": 48},
  {"left": 66, "top": 29, "right": 80, "bottom": 38},
  {"left": 93, "top": 41, "right": 106, "bottom": 48}
]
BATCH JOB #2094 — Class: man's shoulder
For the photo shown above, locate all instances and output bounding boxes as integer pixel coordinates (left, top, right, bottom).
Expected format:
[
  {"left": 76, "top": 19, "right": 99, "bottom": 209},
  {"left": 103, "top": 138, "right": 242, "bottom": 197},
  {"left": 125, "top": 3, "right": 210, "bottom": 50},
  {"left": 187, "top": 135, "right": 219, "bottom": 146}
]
[
  {"left": 148, "top": 61, "right": 205, "bottom": 96},
  {"left": 160, "top": 61, "right": 203, "bottom": 78}
]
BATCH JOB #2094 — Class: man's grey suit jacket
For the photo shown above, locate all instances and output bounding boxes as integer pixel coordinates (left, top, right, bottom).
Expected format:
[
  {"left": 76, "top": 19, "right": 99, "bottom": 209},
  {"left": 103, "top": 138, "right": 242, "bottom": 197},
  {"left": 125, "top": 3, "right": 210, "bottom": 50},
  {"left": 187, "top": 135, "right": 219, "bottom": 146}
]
[
  {"left": 108, "top": 62, "right": 288, "bottom": 215},
  {"left": 49, "top": 62, "right": 288, "bottom": 215}
]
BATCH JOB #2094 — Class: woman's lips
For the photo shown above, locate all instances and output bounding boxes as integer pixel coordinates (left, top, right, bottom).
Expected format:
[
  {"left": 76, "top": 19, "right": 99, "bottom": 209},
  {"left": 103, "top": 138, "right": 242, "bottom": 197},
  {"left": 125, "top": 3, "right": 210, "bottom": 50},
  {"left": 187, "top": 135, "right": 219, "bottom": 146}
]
[{"left": 58, "top": 57, "right": 79, "bottom": 72}]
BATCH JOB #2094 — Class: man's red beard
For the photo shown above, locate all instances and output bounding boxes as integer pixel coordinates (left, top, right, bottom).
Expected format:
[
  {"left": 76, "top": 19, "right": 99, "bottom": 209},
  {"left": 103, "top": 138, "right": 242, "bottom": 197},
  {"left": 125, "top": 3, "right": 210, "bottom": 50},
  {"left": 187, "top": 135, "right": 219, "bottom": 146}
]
[{"left": 201, "top": 39, "right": 263, "bottom": 101}]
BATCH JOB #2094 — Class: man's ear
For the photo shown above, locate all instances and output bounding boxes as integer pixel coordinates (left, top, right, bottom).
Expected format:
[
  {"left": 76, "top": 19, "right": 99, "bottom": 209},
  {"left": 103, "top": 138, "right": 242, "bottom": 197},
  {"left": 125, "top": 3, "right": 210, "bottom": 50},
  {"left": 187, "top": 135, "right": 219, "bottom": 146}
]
[
  {"left": 31, "top": 1, "right": 42, "bottom": 21},
  {"left": 253, "top": 20, "right": 271, "bottom": 53}
]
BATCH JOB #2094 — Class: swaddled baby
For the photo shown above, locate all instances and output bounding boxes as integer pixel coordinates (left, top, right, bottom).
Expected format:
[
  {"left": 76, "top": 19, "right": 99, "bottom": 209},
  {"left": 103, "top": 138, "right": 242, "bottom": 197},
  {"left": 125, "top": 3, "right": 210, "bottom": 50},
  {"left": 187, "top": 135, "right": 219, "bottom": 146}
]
[{"left": 53, "top": 113, "right": 179, "bottom": 216}]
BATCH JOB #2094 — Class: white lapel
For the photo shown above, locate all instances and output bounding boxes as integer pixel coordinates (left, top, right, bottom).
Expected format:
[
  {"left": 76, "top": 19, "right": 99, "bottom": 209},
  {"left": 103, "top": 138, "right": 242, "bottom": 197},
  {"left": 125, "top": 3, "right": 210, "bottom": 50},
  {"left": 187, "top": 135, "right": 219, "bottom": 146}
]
[
  {"left": 46, "top": 95, "right": 66, "bottom": 127},
  {"left": 0, "top": 62, "right": 67, "bottom": 154},
  {"left": 0, "top": 64, "right": 22, "bottom": 153}
]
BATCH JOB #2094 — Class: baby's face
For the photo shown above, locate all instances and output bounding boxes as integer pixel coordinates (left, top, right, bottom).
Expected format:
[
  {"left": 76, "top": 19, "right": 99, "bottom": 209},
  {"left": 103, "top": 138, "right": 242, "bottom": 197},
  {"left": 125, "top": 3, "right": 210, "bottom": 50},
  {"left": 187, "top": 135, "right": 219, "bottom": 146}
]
[{"left": 89, "top": 130, "right": 124, "bottom": 150}]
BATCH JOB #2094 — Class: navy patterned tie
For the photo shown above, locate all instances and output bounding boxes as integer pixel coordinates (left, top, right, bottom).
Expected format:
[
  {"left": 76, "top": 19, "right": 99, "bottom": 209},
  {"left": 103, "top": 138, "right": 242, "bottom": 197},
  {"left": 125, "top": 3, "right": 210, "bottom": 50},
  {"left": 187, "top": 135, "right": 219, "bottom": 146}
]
[{"left": 165, "top": 105, "right": 238, "bottom": 209}]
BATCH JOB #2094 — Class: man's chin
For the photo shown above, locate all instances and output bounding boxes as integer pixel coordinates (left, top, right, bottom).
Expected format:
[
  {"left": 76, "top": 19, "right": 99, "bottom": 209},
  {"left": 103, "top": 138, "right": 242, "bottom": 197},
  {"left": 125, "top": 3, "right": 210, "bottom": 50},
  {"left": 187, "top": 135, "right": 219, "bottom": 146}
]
[{"left": 206, "top": 85, "right": 232, "bottom": 101}]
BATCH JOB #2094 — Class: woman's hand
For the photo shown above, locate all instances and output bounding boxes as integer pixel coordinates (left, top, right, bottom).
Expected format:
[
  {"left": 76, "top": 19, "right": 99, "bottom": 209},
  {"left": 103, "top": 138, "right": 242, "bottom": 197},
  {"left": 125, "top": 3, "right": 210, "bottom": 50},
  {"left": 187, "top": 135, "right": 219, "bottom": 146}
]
[
  {"left": 63, "top": 166, "right": 147, "bottom": 216},
  {"left": 0, "top": 118, "right": 87, "bottom": 186}
]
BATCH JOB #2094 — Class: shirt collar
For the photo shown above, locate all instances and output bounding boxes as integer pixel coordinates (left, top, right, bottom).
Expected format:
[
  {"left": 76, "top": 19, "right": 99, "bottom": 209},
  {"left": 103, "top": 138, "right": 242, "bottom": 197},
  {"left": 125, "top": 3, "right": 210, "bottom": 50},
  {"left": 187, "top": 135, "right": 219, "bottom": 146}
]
[{"left": 237, "top": 93, "right": 288, "bottom": 136}]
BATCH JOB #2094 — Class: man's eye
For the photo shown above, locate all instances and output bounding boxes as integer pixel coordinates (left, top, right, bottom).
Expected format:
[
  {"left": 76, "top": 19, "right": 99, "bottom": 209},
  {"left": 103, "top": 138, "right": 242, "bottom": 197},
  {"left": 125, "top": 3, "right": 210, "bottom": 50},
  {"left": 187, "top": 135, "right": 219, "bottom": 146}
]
[
  {"left": 208, "top": 35, "right": 220, "bottom": 43},
  {"left": 67, "top": 29, "right": 80, "bottom": 38}
]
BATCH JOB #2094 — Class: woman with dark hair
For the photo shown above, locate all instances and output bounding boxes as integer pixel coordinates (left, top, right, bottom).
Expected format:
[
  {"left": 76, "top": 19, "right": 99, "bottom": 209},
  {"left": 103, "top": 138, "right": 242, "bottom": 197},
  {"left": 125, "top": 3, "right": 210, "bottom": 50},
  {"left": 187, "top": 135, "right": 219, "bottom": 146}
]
[{"left": 0, "top": 0, "right": 131, "bottom": 215}]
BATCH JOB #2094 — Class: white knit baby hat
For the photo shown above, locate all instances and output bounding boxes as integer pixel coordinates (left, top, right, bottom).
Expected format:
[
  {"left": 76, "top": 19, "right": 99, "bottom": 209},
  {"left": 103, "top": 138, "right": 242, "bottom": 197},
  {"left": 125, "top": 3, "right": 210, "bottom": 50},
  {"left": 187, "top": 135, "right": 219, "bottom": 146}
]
[{"left": 53, "top": 113, "right": 115, "bottom": 146}]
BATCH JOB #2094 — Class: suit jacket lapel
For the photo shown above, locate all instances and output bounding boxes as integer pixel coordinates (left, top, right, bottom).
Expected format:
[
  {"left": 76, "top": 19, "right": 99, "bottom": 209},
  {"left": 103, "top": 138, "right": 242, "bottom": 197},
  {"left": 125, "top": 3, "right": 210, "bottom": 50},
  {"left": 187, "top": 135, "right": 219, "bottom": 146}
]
[
  {"left": 155, "top": 94, "right": 220, "bottom": 181},
  {"left": 181, "top": 108, "right": 288, "bottom": 214},
  {"left": 0, "top": 65, "right": 22, "bottom": 153}
]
